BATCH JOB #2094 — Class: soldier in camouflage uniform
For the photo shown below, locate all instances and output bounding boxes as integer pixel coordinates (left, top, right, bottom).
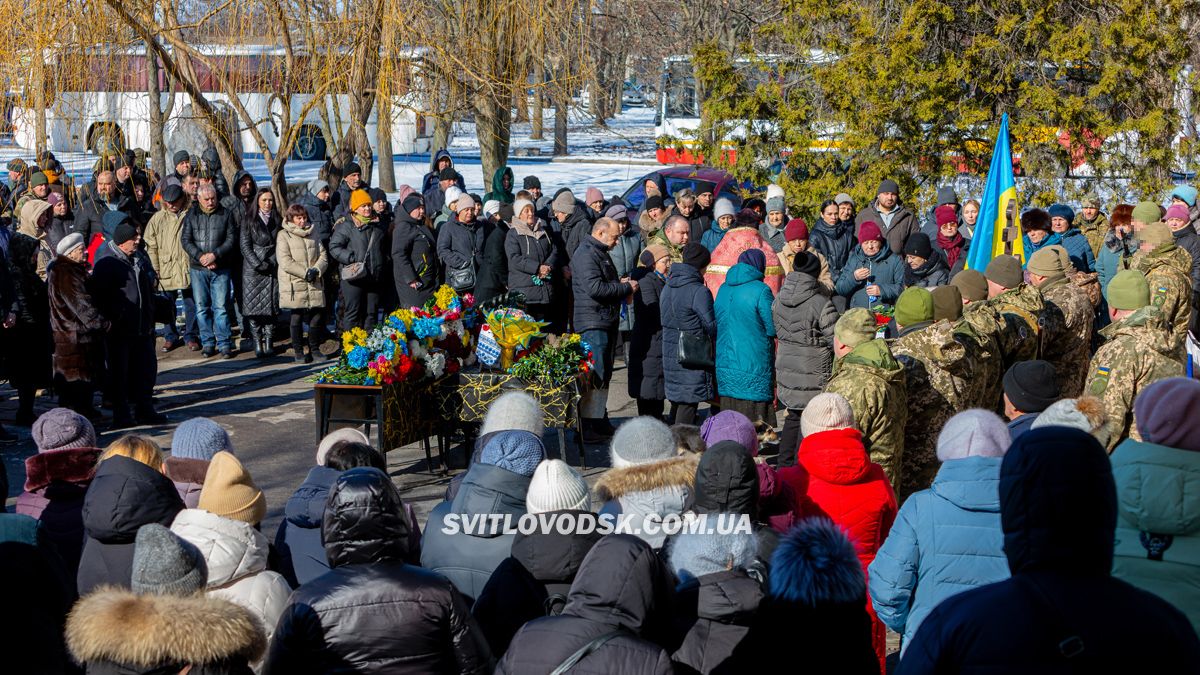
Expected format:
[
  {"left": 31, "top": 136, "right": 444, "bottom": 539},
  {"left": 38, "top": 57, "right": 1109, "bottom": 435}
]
[
  {"left": 1085, "top": 269, "right": 1184, "bottom": 452},
  {"left": 825, "top": 307, "right": 908, "bottom": 490},
  {"left": 1074, "top": 197, "right": 1109, "bottom": 259},
  {"left": 890, "top": 287, "right": 978, "bottom": 499},
  {"left": 952, "top": 269, "right": 1005, "bottom": 411},
  {"left": 1131, "top": 222, "right": 1192, "bottom": 359},
  {"left": 1028, "top": 245, "right": 1095, "bottom": 397},
  {"left": 984, "top": 254, "right": 1046, "bottom": 372}
]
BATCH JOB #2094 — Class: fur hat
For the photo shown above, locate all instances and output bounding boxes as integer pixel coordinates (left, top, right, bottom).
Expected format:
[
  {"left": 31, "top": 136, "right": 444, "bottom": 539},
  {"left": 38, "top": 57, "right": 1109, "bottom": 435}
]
[
  {"left": 610, "top": 416, "right": 676, "bottom": 468},
  {"left": 316, "top": 427, "right": 370, "bottom": 465},
  {"left": 1021, "top": 208, "right": 1052, "bottom": 233},
  {"left": 526, "top": 459, "right": 590, "bottom": 513},
  {"left": 481, "top": 391, "right": 543, "bottom": 437},
  {"left": 1047, "top": 203, "right": 1075, "bottom": 223},
  {"left": 32, "top": 407, "right": 96, "bottom": 452},
  {"left": 952, "top": 269, "right": 989, "bottom": 302},
  {"left": 198, "top": 452, "right": 266, "bottom": 525},
  {"left": 669, "top": 523, "right": 759, "bottom": 582},
  {"left": 834, "top": 307, "right": 877, "bottom": 348},
  {"left": 937, "top": 409, "right": 1011, "bottom": 461},
  {"left": 800, "top": 393, "right": 855, "bottom": 436},
  {"left": 131, "top": 524, "right": 207, "bottom": 596},
  {"left": 769, "top": 518, "right": 865, "bottom": 605},
  {"left": 1031, "top": 397, "right": 1106, "bottom": 436},
  {"left": 1135, "top": 377, "right": 1200, "bottom": 452},
  {"left": 479, "top": 430, "right": 545, "bottom": 477},
  {"left": 171, "top": 417, "right": 232, "bottom": 461},
  {"left": 700, "top": 410, "right": 760, "bottom": 456}
]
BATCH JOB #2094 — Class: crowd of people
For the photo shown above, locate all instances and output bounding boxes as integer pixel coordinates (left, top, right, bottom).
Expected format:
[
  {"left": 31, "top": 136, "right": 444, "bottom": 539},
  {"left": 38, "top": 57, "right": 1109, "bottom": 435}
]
[{"left": 5, "top": 140, "right": 1200, "bottom": 671}]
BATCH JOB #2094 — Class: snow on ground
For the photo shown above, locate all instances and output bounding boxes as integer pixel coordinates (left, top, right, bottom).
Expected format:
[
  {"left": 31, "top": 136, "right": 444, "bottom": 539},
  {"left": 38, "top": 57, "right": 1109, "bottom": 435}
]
[{"left": 0, "top": 105, "right": 660, "bottom": 203}]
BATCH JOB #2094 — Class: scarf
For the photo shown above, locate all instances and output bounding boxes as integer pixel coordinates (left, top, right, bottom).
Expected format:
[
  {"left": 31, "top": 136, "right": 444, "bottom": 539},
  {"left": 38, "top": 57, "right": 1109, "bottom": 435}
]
[
  {"left": 259, "top": 210, "right": 272, "bottom": 226},
  {"left": 936, "top": 230, "right": 965, "bottom": 269}
]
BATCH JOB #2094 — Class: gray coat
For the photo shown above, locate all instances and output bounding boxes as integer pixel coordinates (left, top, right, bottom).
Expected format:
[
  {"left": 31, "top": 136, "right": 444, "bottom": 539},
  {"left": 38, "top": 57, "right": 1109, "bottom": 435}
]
[
  {"left": 773, "top": 271, "right": 839, "bottom": 410},
  {"left": 609, "top": 228, "right": 643, "bottom": 332},
  {"left": 504, "top": 219, "right": 557, "bottom": 305}
]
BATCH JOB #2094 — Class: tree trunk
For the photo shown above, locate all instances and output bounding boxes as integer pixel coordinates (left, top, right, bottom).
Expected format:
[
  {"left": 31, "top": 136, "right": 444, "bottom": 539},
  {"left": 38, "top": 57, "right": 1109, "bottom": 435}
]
[
  {"left": 376, "top": 93, "right": 396, "bottom": 192},
  {"left": 553, "top": 92, "right": 568, "bottom": 156},
  {"left": 31, "top": 50, "right": 46, "bottom": 158},
  {"left": 147, "top": 45, "right": 168, "bottom": 179},
  {"left": 514, "top": 84, "right": 529, "bottom": 123},
  {"left": 531, "top": 60, "right": 544, "bottom": 140},
  {"left": 477, "top": 93, "right": 512, "bottom": 187}
]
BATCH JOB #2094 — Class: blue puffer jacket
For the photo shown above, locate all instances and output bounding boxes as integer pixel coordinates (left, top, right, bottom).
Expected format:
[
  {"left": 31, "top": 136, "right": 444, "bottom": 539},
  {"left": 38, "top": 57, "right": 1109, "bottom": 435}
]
[
  {"left": 700, "top": 221, "right": 728, "bottom": 252},
  {"left": 273, "top": 466, "right": 340, "bottom": 588},
  {"left": 834, "top": 245, "right": 905, "bottom": 309},
  {"left": 868, "top": 455, "right": 1009, "bottom": 654},
  {"left": 1058, "top": 227, "right": 1096, "bottom": 273},
  {"left": 1020, "top": 231, "right": 1062, "bottom": 268},
  {"left": 1097, "top": 230, "right": 1135, "bottom": 301},
  {"left": 714, "top": 263, "right": 775, "bottom": 401},
  {"left": 660, "top": 263, "right": 717, "bottom": 403}
]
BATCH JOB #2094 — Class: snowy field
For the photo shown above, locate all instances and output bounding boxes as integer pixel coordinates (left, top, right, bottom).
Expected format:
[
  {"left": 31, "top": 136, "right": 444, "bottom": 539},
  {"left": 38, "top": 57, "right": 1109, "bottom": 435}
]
[{"left": 0, "top": 106, "right": 663, "bottom": 203}]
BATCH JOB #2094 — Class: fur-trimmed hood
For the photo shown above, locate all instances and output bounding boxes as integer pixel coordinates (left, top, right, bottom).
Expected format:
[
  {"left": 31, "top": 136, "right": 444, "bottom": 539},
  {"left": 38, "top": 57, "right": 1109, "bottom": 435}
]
[
  {"left": 23, "top": 446, "right": 100, "bottom": 492},
  {"left": 594, "top": 455, "right": 697, "bottom": 503},
  {"left": 769, "top": 517, "right": 865, "bottom": 606},
  {"left": 163, "top": 456, "right": 211, "bottom": 486},
  {"left": 66, "top": 589, "right": 266, "bottom": 670}
]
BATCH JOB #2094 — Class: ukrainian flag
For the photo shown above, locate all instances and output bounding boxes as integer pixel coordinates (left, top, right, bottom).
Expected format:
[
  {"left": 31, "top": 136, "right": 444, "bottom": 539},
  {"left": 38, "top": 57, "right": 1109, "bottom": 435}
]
[{"left": 966, "top": 113, "right": 1022, "bottom": 270}]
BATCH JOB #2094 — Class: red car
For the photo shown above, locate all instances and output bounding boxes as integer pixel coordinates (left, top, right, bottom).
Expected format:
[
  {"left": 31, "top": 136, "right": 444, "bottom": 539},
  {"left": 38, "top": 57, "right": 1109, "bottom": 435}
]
[{"left": 619, "top": 166, "right": 749, "bottom": 213}]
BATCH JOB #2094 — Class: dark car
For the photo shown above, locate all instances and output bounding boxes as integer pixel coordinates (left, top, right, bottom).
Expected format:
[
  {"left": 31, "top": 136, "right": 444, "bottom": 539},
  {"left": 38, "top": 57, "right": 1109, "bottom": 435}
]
[{"left": 620, "top": 167, "right": 748, "bottom": 215}]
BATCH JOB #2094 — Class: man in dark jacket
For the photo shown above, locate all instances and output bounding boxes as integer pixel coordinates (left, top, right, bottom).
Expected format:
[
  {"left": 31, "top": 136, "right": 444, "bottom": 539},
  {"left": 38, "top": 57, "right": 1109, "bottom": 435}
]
[
  {"left": 855, "top": 179, "right": 920, "bottom": 255},
  {"left": 424, "top": 166, "right": 461, "bottom": 218},
  {"left": 329, "top": 161, "right": 367, "bottom": 222},
  {"left": 266, "top": 467, "right": 493, "bottom": 674},
  {"left": 660, "top": 243, "right": 717, "bottom": 425},
  {"left": 392, "top": 193, "right": 439, "bottom": 310},
  {"left": 897, "top": 427, "right": 1200, "bottom": 673},
  {"left": 73, "top": 171, "right": 140, "bottom": 241},
  {"left": 91, "top": 213, "right": 166, "bottom": 427},
  {"left": 573, "top": 217, "right": 638, "bottom": 441},
  {"left": 181, "top": 184, "right": 239, "bottom": 357},
  {"left": 498, "top": 534, "right": 675, "bottom": 674},
  {"left": 421, "top": 149, "right": 465, "bottom": 196}
]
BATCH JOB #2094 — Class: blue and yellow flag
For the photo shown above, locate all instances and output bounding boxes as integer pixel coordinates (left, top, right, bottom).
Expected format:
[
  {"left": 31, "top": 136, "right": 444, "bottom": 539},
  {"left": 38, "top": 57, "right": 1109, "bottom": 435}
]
[{"left": 966, "top": 113, "right": 1021, "bottom": 270}]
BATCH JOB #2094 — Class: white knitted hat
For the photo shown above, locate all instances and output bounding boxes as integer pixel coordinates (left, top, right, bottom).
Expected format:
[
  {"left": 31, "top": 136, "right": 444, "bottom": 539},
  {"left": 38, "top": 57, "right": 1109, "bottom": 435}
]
[
  {"left": 480, "top": 391, "right": 544, "bottom": 437},
  {"left": 937, "top": 409, "right": 1010, "bottom": 461},
  {"left": 443, "top": 186, "right": 464, "bottom": 209},
  {"left": 526, "top": 459, "right": 590, "bottom": 514},
  {"left": 610, "top": 416, "right": 676, "bottom": 468},
  {"left": 800, "top": 393, "right": 855, "bottom": 437}
]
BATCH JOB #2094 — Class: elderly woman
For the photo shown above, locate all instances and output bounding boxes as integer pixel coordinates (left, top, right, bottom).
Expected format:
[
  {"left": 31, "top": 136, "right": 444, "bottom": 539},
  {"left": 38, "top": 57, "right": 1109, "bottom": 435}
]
[
  {"left": 48, "top": 234, "right": 109, "bottom": 418},
  {"left": 505, "top": 197, "right": 558, "bottom": 321}
]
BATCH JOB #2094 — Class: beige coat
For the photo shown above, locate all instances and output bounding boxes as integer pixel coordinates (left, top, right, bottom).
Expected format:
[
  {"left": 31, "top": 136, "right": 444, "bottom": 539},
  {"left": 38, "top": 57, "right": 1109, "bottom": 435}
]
[
  {"left": 780, "top": 247, "right": 835, "bottom": 295},
  {"left": 143, "top": 206, "right": 191, "bottom": 291},
  {"left": 276, "top": 220, "right": 328, "bottom": 309},
  {"left": 18, "top": 200, "right": 53, "bottom": 281}
]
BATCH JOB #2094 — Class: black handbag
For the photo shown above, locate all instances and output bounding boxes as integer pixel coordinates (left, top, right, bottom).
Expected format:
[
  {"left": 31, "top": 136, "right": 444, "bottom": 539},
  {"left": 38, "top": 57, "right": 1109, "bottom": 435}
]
[
  {"left": 671, "top": 300, "right": 714, "bottom": 369},
  {"left": 446, "top": 261, "right": 476, "bottom": 292}
]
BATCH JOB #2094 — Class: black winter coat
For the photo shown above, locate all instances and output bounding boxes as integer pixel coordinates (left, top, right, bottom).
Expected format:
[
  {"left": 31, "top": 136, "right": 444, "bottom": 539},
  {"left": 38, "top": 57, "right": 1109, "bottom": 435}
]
[
  {"left": 903, "top": 251, "right": 950, "bottom": 288},
  {"left": 329, "top": 217, "right": 386, "bottom": 283},
  {"left": 272, "top": 466, "right": 338, "bottom": 588},
  {"left": 240, "top": 213, "right": 281, "bottom": 316},
  {"left": 896, "top": 427, "right": 1200, "bottom": 674},
  {"left": 265, "top": 468, "right": 493, "bottom": 675},
  {"left": 48, "top": 212, "right": 73, "bottom": 252},
  {"left": 296, "top": 192, "right": 334, "bottom": 244},
  {"left": 572, "top": 235, "right": 632, "bottom": 333},
  {"left": 772, "top": 271, "right": 839, "bottom": 410},
  {"left": 77, "top": 455, "right": 184, "bottom": 596},
  {"left": 562, "top": 205, "right": 593, "bottom": 261},
  {"left": 498, "top": 534, "right": 675, "bottom": 675},
  {"left": 809, "top": 219, "right": 857, "bottom": 280},
  {"left": 181, "top": 204, "right": 239, "bottom": 270},
  {"left": 474, "top": 219, "right": 509, "bottom": 304},
  {"left": 436, "top": 216, "right": 488, "bottom": 289},
  {"left": 472, "top": 516, "right": 602, "bottom": 656},
  {"left": 629, "top": 269, "right": 667, "bottom": 400},
  {"left": 73, "top": 193, "right": 140, "bottom": 241},
  {"left": 391, "top": 210, "right": 439, "bottom": 310},
  {"left": 661, "top": 263, "right": 716, "bottom": 403},
  {"left": 505, "top": 220, "right": 558, "bottom": 305},
  {"left": 1173, "top": 227, "right": 1200, "bottom": 288},
  {"left": 671, "top": 570, "right": 765, "bottom": 675},
  {"left": 90, "top": 242, "right": 156, "bottom": 337}
]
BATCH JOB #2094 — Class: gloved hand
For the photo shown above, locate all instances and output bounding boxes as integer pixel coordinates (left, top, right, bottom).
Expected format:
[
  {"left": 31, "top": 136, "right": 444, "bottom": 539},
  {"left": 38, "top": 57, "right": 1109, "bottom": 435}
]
[{"left": 304, "top": 268, "right": 319, "bottom": 283}]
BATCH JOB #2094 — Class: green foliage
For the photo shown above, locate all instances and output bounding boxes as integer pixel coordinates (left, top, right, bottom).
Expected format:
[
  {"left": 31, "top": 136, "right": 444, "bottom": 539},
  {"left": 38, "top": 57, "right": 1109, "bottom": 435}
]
[
  {"left": 508, "top": 334, "right": 592, "bottom": 385},
  {"left": 694, "top": 0, "right": 1197, "bottom": 214}
]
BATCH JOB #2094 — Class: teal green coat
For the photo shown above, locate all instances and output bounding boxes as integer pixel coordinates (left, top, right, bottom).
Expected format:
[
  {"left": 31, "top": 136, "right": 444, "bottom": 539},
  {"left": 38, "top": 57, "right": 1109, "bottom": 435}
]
[
  {"left": 714, "top": 262, "right": 776, "bottom": 401},
  {"left": 1112, "top": 438, "right": 1200, "bottom": 634}
]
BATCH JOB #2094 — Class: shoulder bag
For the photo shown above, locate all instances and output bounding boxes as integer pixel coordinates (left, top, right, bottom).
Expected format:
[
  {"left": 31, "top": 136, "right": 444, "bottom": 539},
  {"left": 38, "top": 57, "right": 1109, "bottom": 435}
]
[{"left": 671, "top": 290, "right": 714, "bottom": 370}]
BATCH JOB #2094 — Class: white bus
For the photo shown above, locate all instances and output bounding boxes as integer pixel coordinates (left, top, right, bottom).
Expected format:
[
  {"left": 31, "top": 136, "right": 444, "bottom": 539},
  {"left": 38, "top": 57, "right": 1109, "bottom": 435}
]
[{"left": 12, "top": 44, "right": 438, "bottom": 161}]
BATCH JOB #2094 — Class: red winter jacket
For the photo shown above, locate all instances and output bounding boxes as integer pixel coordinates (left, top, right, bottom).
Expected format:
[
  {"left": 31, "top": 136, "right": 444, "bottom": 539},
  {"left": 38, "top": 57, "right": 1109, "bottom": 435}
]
[{"left": 780, "top": 427, "right": 898, "bottom": 672}]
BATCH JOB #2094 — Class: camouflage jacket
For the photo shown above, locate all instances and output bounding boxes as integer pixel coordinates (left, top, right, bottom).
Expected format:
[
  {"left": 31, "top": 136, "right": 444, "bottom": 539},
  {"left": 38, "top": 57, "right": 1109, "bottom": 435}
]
[
  {"left": 987, "top": 283, "right": 1046, "bottom": 372},
  {"left": 825, "top": 338, "right": 908, "bottom": 490},
  {"left": 1133, "top": 245, "right": 1192, "bottom": 359},
  {"left": 1075, "top": 213, "right": 1109, "bottom": 259},
  {"left": 1039, "top": 276, "right": 1096, "bottom": 398},
  {"left": 1085, "top": 306, "right": 1184, "bottom": 452},
  {"left": 890, "top": 319, "right": 978, "bottom": 499},
  {"left": 958, "top": 301, "right": 1005, "bottom": 411}
]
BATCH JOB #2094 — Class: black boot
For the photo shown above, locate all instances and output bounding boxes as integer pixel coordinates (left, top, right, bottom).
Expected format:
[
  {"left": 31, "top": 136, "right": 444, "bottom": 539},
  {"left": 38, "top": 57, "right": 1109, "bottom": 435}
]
[
  {"left": 292, "top": 324, "right": 306, "bottom": 362},
  {"left": 251, "top": 321, "right": 266, "bottom": 358},
  {"left": 263, "top": 322, "right": 276, "bottom": 355}
]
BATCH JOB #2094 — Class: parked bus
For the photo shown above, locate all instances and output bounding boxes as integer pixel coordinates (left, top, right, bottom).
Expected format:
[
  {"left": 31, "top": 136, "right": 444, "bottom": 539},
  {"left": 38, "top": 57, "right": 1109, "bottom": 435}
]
[{"left": 11, "top": 44, "right": 438, "bottom": 161}]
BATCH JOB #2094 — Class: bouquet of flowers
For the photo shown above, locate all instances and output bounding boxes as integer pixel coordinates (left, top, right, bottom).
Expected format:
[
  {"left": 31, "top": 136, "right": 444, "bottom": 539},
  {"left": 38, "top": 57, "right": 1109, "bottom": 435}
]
[
  {"left": 508, "top": 333, "right": 594, "bottom": 385},
  {"left": 315, "top": 285, "right": 477, "bottom": 385},
  {"left": 478, "top": 307, "right": 547, "bottom": 369},
  {"left": 870, "top": 303, "right": 894, "bottom": 339}
]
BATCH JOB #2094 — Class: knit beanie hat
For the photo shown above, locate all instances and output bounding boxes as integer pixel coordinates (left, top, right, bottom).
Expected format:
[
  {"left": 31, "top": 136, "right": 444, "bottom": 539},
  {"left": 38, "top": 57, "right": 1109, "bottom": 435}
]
[
  {"left": 766, "top": 196, "right": 786, "bottom": 214},
  {"left": 834, "top": 192, "right": 854, "bottom": 206},
  {"left": 443, "top": 186, "right": 464, "bottom": 208},
  {"left": 610, "top": 416, "right": 676, "bottom": 468},
  {"left": 985, "top": 255, "right": 1023, "bottom": 289},
  {"left": 605, "top": 204, "right": 628, "bottom": 221},
  {"left": 526, "top": 459, "right": 590, "bottom": 514},
  {"left": 1003, "top": 360, "right": 1060, "bottom": 413},
  {"left": 308, "top": 178, "right": 329, "bottom": 197},
  {"left": 931, "top": 285, "right": 963, "bottom": 321},
  {"left": 793, "top": 251, "right": 821, "bottom": 278},
  {"left": 316, "top": 427, "right": 370, "bottom": 465},
  {"left": 682, "top": 242, "right": 711, "bottom": 271},
  {"left": 1165, "top": 204, "right": 1190, "bottom": 222},
  {"left": 1107, "top": 269, "right": 1150, "bottom": 310},
  {"left": 936, "top": 409, "right": 1010, "bottom": 461},
  {"left": 737, "top": 248, "right": 766, "bottom": 273},
  {"left": 669, "top": 524, "right": 759, "bottom": 582},
  {"left": 952, "top": 269, "right": 989, "bottom": 302},
  {"left": 480, "top": 391, "right": 543, "bottom": 436},
  {"left": 439, "top": 166, "right": 459, "bottom": 181},
  {"left": 645, "top": 195, "right": 665, "bottom": 212},
  {"left": 348, "top": 189, "right": 372, "bottom": 212},
  {"left": 455, "top": 193, "right": 476, "bottom": 213},
  {"left": 173, "top": 150, "right": 191, "bottom": 167},
  {"left": 834, "top": 308, "right": 877, "bottom": 348},
  {"left": 1134, "top": 377, "right": 1200, "bottom": 452},
  {"left": 784, "top": 218, "right": 808, "bottom": 241},
  {"left": 1031, "top": 397, "right": 1106, "bottom": 436},
  {"left": 903, "top": 232, "right": 934, "bottom": 259},
  {"left": 32, "top": 407, "right": 96, "bottom": 452},
  {"left": 877, "top": 178, "right": 900, "bottom": 195},
  {"left": 55, "top": 232, "right": 85, "bottom": 257},
  {"left": 700, "top": 410, "right": 760, "bottom": 456},
  {"left": 857, "top": 221, "right": 884, "bottom": 244},
  {"left": 111, "top": 221, "right": 138, "bottom": 246},
  {"left": 1171, "top": 185, "right": 1198, "bottom": 208},
  {"left": 713, "top": 198, "right": 736, "bottom": 220},
  {"left": 1027, "top": 245, "right": 1069, "bottom": 279},
  {"left": 523, "top": 175, "right": 541, "bottom": 189},
  {"left": 171, "top": 417, "right": 232, "bottom": 461},
  {"left": 1131, "top": 201, "right": 1162, "bottom": 225},
  {"left": 198, "top": 451, "right": 267, "bottom": 525},
  {"left": 585, "top": 187, "right": 604, "bottom": 205},
  {"left": 766, "top": 183, "right": 786, "bottom": 201},
  {"left": 480, "top": 430, "right": 545, "bottom": 477},
  {"left": 894, "top": 287, "right": 934, "bottom": 327},
  {"left": 641, "top": 244, "right": 670, "bottom": 268},
  {"left": 800, "top": 393, "right": 855, "bottom": 436},
  {"left": 343, "top": 162, "right": 362, "bottom": 177},
  {"left": 30, "top": 171, "right": 48, "bottom": 188},
  {"left": 935, "top": 204, "right": 958, "bottom": 227},
  {"left": 1047, "top": 203, "right": 1075, "bottom": 223},
  {"left": 1140, "top": 221, "right": 1174, "bottom": 248},
  {"left": 513, "top": 198, "right": 534, "bottom": 220},
  {"left": 401, "top": 193, "right": 424, "bottom": 215},
  {"left": 552, "top": 190, "right": 577, "bottom": 215},
  {"left": 131, "top": 524, "right": 207, "bottom": 596}
]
